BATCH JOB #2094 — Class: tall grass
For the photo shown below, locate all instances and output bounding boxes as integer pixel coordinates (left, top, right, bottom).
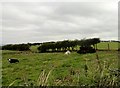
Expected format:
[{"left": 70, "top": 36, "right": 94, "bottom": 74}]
[
  {"left": 3, "top": 51, "right": 118, "bottom": 86},
  {"left": 37, "top": 69, "right": 52, "bottom": 86},
  {"left": 8, "top": 80, "right": 16, "bottom": 87},
  {"left": 8, "top": 69, "right": 53, "bottom": 87},
  {"left": 91, "top": 52, "right": 119, "bottom": 87}
]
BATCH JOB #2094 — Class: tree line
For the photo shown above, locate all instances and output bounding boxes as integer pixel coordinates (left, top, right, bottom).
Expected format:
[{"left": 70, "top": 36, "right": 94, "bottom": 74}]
[
  {"left": 38, "top": 38, "right": 100, "bottom": 52},
  {"left": 1, "top": 38, "right": 100, "bottom": 52},
  {"left": 2, "top": 44, "right": 30, "bottom": 51}
]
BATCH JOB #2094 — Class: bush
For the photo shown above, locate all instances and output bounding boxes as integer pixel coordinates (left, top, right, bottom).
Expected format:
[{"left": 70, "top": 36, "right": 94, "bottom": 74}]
[{"left": 2, "top": 44, "right": 30, "bottom": 51}]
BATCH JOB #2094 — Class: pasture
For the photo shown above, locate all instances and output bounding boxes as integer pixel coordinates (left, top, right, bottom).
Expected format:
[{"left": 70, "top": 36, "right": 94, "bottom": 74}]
[
  {"left": 2, "top": 49, "right": 118, "bottom": 86},
  {"left": 1, "top": 42, "right": 119, "bottom": 86},
  {"left": 97, "top": 42, "right": 119, "bottom": 50}
]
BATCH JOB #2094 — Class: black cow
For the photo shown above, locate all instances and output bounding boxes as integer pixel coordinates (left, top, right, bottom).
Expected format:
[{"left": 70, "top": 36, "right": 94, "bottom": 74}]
[
  {"left": 8, "top": 58, "right": 19, "bottom": 63},
  {"left": 77, "top": 46, "right": 96, "bottom": 54}
]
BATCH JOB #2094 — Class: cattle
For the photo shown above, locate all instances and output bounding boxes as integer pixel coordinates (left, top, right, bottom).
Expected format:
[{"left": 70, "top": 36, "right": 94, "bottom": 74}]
[
  {"left": 77, "top": 46, "right": 96, "bottom": 54},
  {"left": 8, "top": 58, "right": 19, "bottom": 63},
  {"left": 65, "top": 50, "right": 71, "bottom": 55}
]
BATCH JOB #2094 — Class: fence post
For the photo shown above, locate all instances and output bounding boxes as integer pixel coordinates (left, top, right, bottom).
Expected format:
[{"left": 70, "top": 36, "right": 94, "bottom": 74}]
[{"left": 108, "top": 43, "right": 110, "bottom": 50}]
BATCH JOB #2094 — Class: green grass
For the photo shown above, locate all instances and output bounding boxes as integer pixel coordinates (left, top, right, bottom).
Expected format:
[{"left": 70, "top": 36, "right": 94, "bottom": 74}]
[
  {"left": 97, "top": 42, "right": 118, "bottom": 50},
  {"left": 2, "top": 50, "right": 118, "bottom": 86}
]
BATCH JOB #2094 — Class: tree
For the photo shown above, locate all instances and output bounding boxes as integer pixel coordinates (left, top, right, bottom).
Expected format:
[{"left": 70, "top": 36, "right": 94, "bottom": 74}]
[
  {"left": 2, "top": 44, "right": 30, "bottom": 51},
  {"left": 91, "top": 38, "right": 100, "bottom": 49},
  {"left": 37, "top": 38, "right": 100, "bottom": 53},
  {"left": 38, "top": 44, "right": 47, "bottom": 53}
]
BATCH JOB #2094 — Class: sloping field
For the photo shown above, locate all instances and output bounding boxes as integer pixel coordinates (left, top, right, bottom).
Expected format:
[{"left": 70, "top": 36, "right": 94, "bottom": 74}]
[{"left": 2, "top": 50, "right": 118, "bottom": 86}]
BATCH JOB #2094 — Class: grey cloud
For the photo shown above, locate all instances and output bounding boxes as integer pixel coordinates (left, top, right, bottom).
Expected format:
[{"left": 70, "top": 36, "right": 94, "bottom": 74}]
[{"left": 2, "top": 2, "right": 118, "bottom": 44}]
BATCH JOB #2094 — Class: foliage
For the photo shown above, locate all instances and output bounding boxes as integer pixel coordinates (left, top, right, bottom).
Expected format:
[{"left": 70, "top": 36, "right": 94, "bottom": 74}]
[
  {"left": 27, "top": 43, "right": 42, "bottom": 46},
  {"left": 38, "top": 38, "right": 100, "bottom": 53},
  {"left": 2, "top": 44, "right": 30, "bottom": 51}
]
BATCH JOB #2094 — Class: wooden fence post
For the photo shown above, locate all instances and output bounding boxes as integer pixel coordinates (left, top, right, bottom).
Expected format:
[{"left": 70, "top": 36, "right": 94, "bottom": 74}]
[{"left": 108, "top": 43, "right": 110, "bottom": 50}]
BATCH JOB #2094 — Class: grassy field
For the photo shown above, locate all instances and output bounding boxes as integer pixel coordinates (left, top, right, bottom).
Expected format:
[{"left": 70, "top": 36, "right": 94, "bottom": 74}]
[
  {"left": 2, "top": 49, "right": 118, "bottom": 86},
  {"left": 97, "top": 42, "right": 119, "bottom": 50}
]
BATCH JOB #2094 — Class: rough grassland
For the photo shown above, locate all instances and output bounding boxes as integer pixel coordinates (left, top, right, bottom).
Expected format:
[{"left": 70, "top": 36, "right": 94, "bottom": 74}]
[{"left": 2, "top": 50, "right": 118, "bottom": 86}]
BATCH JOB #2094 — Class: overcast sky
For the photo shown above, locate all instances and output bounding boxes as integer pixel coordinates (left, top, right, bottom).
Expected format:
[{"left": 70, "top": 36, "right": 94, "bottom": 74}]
[{"left": 1, "top": 1, "right": 118, "bottom": 44}]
